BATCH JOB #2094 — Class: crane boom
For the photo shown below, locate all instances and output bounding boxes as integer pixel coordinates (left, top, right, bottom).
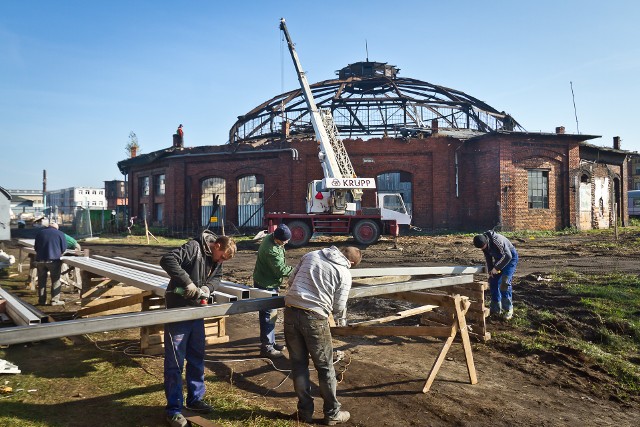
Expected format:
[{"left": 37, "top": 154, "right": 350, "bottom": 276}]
[{"left": 279, "top": 18, "right": 368, "bottom": 201}]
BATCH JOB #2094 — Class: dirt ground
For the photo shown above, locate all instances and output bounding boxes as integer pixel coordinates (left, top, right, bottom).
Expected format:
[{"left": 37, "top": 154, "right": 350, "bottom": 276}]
[{"left": 3, "top": 230, "right": 640, "bottom": 426}]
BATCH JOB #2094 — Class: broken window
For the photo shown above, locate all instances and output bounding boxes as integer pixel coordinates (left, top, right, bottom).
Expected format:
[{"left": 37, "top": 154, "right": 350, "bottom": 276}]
[
  {"left": 238, "top": 175, "right": 264, "bottom": 227},
  {"left": 528, "top": 170, "right": 549, "bottom": 209},
  {"left": 201, "top": 177, "right": 226, "bottom": 227}
]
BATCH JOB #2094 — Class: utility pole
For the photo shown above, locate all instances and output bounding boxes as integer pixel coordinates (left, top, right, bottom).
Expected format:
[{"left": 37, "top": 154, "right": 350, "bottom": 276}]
[{"left": 42, "top": 169, "right": 47, "bottom": 218}]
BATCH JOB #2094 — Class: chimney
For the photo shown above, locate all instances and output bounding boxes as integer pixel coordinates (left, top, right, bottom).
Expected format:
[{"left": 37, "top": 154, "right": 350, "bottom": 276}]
[
  {"left": 613, "top": 136, "right": 621, "bottom": 150},
  {"left": 130, "top": 146, "right": 137, "bottom": 158},
  {"left": 431, "top": 119, "right": 439, "bottom": 133},
  {"left": 555, "top": 126, "right": 565, "bottom": 134}
]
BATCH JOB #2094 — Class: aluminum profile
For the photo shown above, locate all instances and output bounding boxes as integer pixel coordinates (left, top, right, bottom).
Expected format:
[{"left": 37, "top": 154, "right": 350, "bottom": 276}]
[{"left": 0, "top": 287, "right": 40, "bottom": 326}]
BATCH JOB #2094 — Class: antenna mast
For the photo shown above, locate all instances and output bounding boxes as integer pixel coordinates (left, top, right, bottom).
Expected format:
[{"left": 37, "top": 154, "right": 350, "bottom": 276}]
[{"left": 570, "top": 81, "right": 580, "bottom": 134}]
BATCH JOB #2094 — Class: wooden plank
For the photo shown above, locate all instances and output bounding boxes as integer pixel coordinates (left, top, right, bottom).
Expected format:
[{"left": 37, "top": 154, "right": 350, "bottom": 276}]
[
  {"left": 454, "top": 295, "right": 478, "bottom": 386},
  {"left": 205, "top": 335, "right": 230, "bottom": 345},
  {"left": 446, "top": 286, "right": 485, "bottom": 300},
  {"left": 423, "top": 333, "right": 456, "bottom": 392},
  {"left": 350, "top": 305, "right": 439, "bottom": 326},
  {"left": 352, "top": 275, "right": 411, "bottom": 286},
  {"left": 331, "top": 325, "right": 453, "bottom": 338},
  {"left": 141, "top": 333, "right": 164, "bottom": 347},
  {"left": 184, "top": 415, "right": 223, "bottom": 427},
  {"left": 382, "top": 291, "right": 463, "bottom": 306},
  {"left": 77, "top": 291, "right": 152, "bottom": 317}
]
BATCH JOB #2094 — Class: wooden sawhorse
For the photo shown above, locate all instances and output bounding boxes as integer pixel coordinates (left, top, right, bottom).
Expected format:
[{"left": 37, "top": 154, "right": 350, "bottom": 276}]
[{"left": 331, "top": 292, "right": 477, "bottom": 393}]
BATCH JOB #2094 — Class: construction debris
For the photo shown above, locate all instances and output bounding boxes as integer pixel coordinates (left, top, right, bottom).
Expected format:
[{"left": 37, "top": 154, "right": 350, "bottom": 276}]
[{"left": 0, "top": 359, "right": 21, "bottom": 374}]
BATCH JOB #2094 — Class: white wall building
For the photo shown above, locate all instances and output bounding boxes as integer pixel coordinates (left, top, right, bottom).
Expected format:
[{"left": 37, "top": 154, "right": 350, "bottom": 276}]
[{"left": 46, "top": 187, "right": 107, "bottom": 212}]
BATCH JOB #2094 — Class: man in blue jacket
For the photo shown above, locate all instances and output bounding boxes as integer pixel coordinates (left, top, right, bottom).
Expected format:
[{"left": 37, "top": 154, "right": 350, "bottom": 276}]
[
  {"left": 160, "top": 231, "right": 236, "bottom": 427},
  {"left": 34, "top": 222, "right": 67, "bottom": 306},
  {"left": 473, "top": 230, "right": 519, "bottom": 320}
]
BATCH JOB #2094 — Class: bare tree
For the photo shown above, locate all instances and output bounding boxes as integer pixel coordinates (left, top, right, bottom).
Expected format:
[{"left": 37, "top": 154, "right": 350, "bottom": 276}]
[{"left": 125, "top": 131, "right": 140, "bottom": 158}]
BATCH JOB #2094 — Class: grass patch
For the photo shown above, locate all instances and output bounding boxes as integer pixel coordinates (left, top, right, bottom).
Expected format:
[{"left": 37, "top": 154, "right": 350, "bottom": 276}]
[
  {"left": 513, "top": 270, "right": 640, "bottom": 394},
  {"left": 0, "top": 336, "right": 296, "bottom": 427}
]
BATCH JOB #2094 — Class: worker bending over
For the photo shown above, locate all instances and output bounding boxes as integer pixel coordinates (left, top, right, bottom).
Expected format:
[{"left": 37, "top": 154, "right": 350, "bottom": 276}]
[
  {"left": 473, "top": 230, "right": 518, "bottom": 320},
  {"left": 284, "top": 245, "right": 362, "bottom": 425}
]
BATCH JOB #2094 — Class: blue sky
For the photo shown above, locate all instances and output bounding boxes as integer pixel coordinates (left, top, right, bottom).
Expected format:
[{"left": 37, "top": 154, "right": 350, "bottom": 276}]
[{"left": 1, "top": 0, "right": 639, "bottom": 191}]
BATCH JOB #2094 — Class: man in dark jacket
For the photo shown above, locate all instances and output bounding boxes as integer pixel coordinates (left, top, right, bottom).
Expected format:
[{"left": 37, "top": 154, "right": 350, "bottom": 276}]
[
  {"left": 160, "top": 231, "right": 236, "bottom": 427},
  {"left": 473, "top": 230, "right": 518, "bottom": 320},
  {"left": 34, "top": 222, "right": 67, "bottom": 305},
  {"left": 253, "top": 223, "right": 293, "bottom": 358}
]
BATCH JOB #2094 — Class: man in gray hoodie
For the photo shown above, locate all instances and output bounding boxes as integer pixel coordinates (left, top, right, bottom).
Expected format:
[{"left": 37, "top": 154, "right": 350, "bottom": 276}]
[{"left": 284, "top": 246, "right": 362, "bottom": 426}]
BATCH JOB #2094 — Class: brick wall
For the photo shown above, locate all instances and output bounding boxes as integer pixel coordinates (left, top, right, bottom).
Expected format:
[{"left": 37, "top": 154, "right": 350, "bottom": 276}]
[{"left": 125, "top": 134, "right": 623, "bottom": 232}]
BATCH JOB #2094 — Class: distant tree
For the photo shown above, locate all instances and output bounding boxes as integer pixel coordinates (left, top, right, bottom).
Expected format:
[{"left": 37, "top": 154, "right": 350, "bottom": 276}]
[{"left": 125, "top": 131, "right": 140, "bottom": 157}]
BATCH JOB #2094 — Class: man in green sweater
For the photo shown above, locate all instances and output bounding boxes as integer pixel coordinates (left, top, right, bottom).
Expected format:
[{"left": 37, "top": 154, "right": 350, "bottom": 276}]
[{"left": 253, "top": 223, "right": 293, "bottom": 358}]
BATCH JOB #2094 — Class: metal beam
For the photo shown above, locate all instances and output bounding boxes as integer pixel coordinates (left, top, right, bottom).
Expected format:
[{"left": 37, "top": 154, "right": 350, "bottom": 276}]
[
  {"left": 0, "top": 297, "right": 285, "bottom": 345},
  {"left": 349, "top": 275, "right": 473, "bottom": 299},
  {"left": 214, "top": 284, "right": 250, "bottom": 300},
  {"left": 351, "top": 266, "right": 484, "bottom": 278},
  {"left": 212, "top": 291, "right": 238, "bottom": 303},
  {"left": 0, "top": 287, "right": 40, "bottom": 326},
  {"left": 0, "top": 274, "right": 474, "bottom": 345}
]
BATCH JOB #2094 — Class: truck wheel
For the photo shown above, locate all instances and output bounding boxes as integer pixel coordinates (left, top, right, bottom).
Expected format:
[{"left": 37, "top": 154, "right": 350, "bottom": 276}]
[
  {"left": 353, "top": 219, "right": 380, "bottom": 245},
  {"left": 287, "top": 220, "right": 311, "bottom": 247}
]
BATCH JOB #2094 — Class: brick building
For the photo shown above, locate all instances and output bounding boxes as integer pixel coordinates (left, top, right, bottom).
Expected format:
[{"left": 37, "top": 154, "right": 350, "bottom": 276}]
[{"left": 118, "top": 61, "right": 630, "bottom": 233}]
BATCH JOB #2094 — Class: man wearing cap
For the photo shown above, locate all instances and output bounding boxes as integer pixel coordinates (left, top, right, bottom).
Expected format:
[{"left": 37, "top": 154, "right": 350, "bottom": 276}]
[
  {"left": 473, "top": 230, "right": 518, "bottom": 320},
  {"left": 34, "top": 221, "right": 67, "bottom": 306},
  {"left": 253, "top": 223, "right": 294, "bottom": 358}
]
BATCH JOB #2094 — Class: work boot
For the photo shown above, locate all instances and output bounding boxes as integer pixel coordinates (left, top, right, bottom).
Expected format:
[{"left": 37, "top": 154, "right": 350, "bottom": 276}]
[
  {"left": 166, "top": 413, "right": 188, "bottom": 427},
  {"left": 50, "top": 299, "right": 65, "bottom": 306},
  {"left": 324, "top": 410, "right": 350, "bottom": 425},
  {"left": 261, "top": 347, "right": 285, "bottom": 358},
  {"left": 503, "top": 309, "right": 514, "bottom": 320},
  {"left": 185, "top": 399, "right": 214, "bottom": 413},
  {"left": 273, "top": 342, "right": 286, "bottom": 352}
]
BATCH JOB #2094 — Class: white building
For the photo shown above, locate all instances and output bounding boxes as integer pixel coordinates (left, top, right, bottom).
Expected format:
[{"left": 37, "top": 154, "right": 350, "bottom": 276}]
[{"left": 46, "top": 187, "right": 107, "bottom": 212}]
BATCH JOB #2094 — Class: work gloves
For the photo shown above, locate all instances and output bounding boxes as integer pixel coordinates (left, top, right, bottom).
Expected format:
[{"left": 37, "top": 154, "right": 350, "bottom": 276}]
[
  {"left": 183, "top": 283, "right": 199, "bottom": 299},
  {"left": 199, "top": 286, "right": 211, "bottom": 301}
]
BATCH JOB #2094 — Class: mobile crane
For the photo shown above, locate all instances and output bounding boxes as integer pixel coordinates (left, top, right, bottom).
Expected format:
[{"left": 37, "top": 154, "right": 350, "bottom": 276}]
[{"left": 264, "top": 18, "right": 412, "bottom": 247}]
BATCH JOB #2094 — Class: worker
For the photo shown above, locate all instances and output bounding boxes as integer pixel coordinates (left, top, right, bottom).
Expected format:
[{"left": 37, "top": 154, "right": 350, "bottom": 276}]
[
  {"left": 49, "top": 222, "right": 81, "bottom": 251},
  {"left": 176, "top": 124, "right": 184, "bottom": 148},
  {"left": 473, "top": 230, "right": 519, "bottom": 320},
  {"left": 160, "top": 231, "right": 237, "bottom": 427},
  {"left": 34, "top": 221, "right": 67, "bottom": 306},
  {"left": 284, "top": 245, "right": 362, "bottom": 425},
  {"left": 253, "top": 223, "right": 293, "bottom": 358}
]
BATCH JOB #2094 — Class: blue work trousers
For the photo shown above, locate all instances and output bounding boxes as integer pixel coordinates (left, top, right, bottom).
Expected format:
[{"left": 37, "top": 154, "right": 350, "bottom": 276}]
[
  {"left": 488, "top": 250, "right": 518, "bottom": 314},
  {"left": 258, "top": 308, "right": 278, "bottom": 351},
  {"left": 283, "top": 306, "right": 340, "bottom": 420},
  {"left": 164, "top": 319, "right": 206, "bottom": 416}
]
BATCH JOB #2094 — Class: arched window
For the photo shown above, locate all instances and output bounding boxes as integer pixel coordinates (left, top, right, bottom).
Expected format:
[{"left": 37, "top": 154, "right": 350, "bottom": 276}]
[
  {"left": 376, "top": 171, "right": 412, "bottom": 215},
  {"left": 238, "top": 175, "right": 264, "bottom": 228},
  {"left": 201, "top": 177, "right": 226, "bottom": 227}
]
